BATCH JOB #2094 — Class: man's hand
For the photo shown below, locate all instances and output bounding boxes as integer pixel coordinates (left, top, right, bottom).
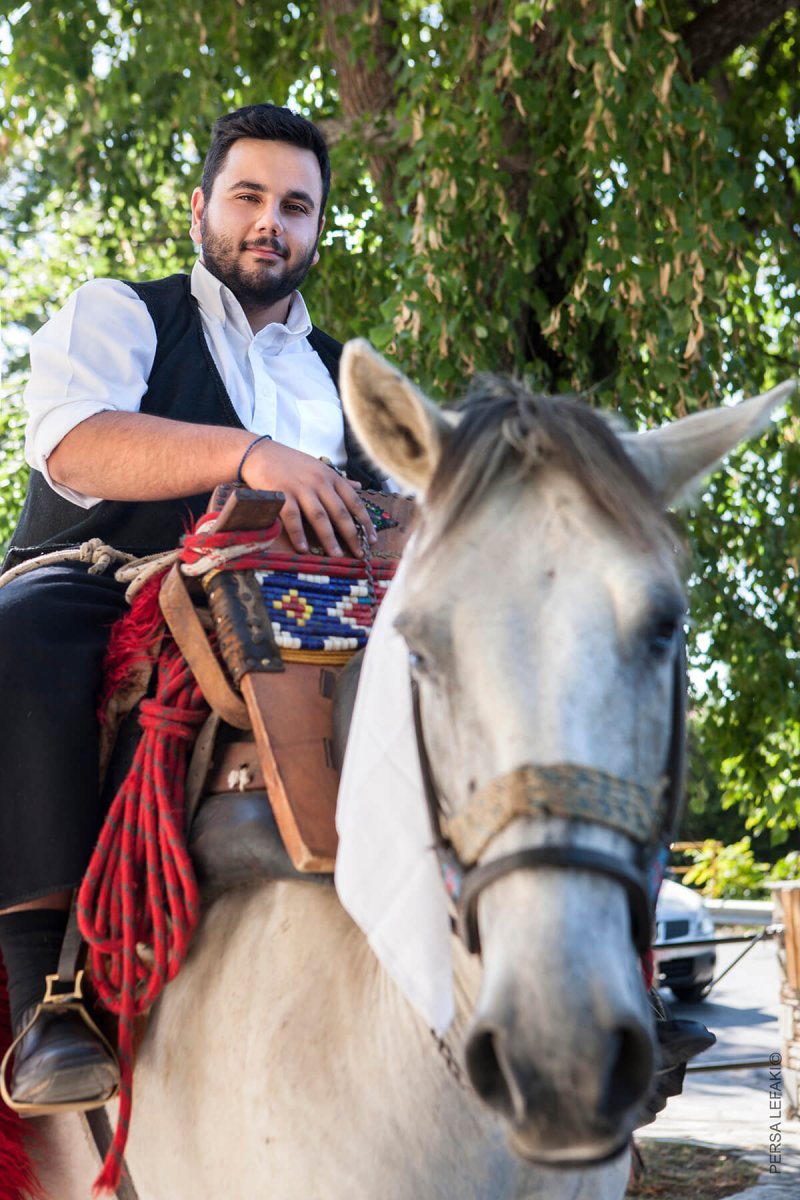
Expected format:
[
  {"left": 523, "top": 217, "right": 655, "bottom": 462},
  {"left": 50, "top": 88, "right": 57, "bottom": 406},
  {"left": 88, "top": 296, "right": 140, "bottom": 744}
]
[
  {"left": 240, "top": 438, "right": 377, "bottom": 557},
  {"left": 46, "top": 411, "right": 377, "bottom": 557}
]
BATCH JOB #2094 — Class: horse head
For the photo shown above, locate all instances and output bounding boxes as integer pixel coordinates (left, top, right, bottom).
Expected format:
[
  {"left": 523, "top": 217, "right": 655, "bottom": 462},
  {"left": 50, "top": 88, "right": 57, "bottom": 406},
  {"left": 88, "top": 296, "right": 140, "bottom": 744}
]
[{"left": 340, "top": 340, "right": 791, "bottom": 1166}]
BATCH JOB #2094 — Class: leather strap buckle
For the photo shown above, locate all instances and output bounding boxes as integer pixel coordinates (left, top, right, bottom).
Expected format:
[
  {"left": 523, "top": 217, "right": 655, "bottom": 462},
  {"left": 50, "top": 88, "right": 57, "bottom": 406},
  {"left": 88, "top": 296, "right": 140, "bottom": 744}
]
[{"left": 42, "top": 967, "right": 86, "bottom": 1008}]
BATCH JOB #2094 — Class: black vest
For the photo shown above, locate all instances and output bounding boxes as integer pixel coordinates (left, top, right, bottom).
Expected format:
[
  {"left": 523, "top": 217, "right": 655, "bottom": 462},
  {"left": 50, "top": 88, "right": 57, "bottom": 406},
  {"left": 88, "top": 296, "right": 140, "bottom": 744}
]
[{"left": 4, "top": 274, "right": 381, "bottom": 572}]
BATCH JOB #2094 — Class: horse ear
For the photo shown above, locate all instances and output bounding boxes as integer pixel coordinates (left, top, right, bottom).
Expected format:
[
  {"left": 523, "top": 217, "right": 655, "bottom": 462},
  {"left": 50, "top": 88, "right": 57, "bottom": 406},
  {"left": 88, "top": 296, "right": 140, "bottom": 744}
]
[
  {"left": 340, "top": 339, "right": 453, "bottom": 492},
  {"left": 620, "top": 380, "right": 796, "bottom": 505}
]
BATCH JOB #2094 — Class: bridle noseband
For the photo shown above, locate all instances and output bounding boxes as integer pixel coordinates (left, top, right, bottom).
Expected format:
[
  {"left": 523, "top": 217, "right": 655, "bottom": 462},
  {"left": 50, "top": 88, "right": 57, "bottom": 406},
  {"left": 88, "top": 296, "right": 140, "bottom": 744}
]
[{"left": 411, "top": 635, "right": 687, "bottom": 956}]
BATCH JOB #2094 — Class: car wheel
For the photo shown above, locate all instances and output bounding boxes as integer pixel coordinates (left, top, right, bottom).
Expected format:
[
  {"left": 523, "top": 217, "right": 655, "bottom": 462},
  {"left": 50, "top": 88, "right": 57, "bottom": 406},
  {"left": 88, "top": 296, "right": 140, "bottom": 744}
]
[{"left": 671, "top": 983, "right": 711, "bottom": 1004}]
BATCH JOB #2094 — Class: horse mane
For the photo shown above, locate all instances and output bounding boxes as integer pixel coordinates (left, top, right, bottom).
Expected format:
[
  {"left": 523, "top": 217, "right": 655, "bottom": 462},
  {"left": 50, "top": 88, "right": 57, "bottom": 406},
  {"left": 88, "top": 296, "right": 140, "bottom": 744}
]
[{"left": 423, "top": 375, "right": 674, "bottom": 553}]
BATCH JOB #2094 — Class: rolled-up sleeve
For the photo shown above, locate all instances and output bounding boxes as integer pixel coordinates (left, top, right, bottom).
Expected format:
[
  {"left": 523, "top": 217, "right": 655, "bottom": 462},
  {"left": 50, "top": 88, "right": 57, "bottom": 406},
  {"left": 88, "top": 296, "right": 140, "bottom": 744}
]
[{"left": 23, "top": 279, "right": 157, "bottom": 507}]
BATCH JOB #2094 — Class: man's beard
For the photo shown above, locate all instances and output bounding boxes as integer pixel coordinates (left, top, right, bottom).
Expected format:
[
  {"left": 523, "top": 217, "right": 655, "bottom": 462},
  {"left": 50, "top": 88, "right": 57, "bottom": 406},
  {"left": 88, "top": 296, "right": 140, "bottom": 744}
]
[{"left": 200, "top": 215, "right": 318, "bottom": 311}]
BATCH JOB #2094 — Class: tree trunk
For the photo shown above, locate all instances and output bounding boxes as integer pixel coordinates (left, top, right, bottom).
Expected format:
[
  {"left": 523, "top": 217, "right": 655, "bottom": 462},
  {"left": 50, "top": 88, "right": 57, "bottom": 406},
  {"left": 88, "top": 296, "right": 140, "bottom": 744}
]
[
  {"left": 318, "top": 0, "right": 399, "bottom": 201},
  {"left": 677, "top": 0, "right": 798, "bottom": 78}
]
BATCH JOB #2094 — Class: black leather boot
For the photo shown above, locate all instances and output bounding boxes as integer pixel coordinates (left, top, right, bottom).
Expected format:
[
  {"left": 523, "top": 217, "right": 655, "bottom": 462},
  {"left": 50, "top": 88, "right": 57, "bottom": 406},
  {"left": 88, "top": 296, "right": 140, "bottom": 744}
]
[
  {"left": 3, "top": 1000, "right": 119, "bottom": 1114},
  {"left": 635, "top": 987, "right": 716, "bottom": 1127}
]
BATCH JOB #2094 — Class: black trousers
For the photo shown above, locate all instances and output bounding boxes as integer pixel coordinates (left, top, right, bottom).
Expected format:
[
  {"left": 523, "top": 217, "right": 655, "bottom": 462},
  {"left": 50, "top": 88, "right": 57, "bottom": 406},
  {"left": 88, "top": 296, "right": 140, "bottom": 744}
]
[{"left": 0, "top": 565, "right": 129, "bottom": 908}]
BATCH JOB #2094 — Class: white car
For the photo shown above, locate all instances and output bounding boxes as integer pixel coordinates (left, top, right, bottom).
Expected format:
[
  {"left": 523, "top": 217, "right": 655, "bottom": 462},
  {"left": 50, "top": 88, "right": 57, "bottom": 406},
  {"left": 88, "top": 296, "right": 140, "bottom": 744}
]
[{"left": 654, "top": 878, "right": 717, "bottom": 1003}]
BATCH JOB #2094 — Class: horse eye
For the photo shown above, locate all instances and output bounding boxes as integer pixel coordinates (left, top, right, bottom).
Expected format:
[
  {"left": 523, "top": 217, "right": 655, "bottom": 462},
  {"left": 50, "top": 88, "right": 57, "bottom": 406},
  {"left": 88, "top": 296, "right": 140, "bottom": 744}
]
[
  {"left": 408, "top": 650, "right": 427, "bottom": 673},
  {"left": 649, "top": 618, "right": 678, "bottom": 657}
]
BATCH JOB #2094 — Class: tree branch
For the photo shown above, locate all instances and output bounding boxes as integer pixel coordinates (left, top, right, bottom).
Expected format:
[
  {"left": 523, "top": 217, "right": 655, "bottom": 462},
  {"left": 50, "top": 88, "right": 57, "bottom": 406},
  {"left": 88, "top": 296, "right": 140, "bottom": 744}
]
[
  {"left": 318, "top": 113, "right": 534, "bottom": 177},
  {"left": 677, "top": 0, "right": 799, "bottom": 78},
  {"left": 316, "top": 114, "right": 395, "bottom": 148}
]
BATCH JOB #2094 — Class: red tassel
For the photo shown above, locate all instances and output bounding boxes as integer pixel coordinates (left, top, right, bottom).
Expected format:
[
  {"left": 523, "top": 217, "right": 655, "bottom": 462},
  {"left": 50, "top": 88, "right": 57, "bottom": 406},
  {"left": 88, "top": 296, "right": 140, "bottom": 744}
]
[
  {"left": 0, "top": 957, "right": 43, "bottom": 1200},
  {"left": 96, "top": 571, "right": 168, "bottom": 724}
]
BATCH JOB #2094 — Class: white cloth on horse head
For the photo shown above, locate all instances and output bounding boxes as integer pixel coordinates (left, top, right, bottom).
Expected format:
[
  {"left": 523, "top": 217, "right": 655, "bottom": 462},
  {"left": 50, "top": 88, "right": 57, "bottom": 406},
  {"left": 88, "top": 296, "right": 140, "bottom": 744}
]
[{"left": 335, "top": 540, "right": 454, "bottom": 1035}]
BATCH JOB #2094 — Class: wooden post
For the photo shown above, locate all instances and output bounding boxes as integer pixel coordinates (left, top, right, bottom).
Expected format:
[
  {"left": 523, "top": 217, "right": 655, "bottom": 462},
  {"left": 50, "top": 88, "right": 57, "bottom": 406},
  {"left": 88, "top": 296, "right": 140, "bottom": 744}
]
[{"left": 774, "top": 882, "right": 800, "bottom": 1117}]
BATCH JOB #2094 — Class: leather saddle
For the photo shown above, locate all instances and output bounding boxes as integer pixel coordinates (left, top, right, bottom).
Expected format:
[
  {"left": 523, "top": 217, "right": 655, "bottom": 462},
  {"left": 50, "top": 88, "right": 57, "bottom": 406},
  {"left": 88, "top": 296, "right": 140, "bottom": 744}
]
[
  {"left": 112, "top": 486, "right": 413, "bottom": 896},
  {"left": 189, "top": 655, "right": 362, "bottom": 896}
]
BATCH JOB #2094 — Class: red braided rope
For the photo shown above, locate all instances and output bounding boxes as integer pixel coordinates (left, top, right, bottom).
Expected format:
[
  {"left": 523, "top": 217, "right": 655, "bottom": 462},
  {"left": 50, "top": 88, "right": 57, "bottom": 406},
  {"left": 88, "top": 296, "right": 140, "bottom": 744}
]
[
  {"left": 180, "top": 520, "right": 398, "bottom": 581},
  {"left": 78, "top": 629, "right": 207, "bottom": 1193},
  {"left": 76, "top": 516, "right": 286, "bottom": 1193},
  {"left": 76, "top": 513, "right": 397, "bottom": 1192}
]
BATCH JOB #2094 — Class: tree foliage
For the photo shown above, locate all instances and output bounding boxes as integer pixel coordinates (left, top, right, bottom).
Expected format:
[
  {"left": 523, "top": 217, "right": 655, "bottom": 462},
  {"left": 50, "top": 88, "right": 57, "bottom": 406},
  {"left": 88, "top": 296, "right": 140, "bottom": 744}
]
[
  {"left": 681, "top": 837, "right": 800, "bottom": 898},
  {"left": 1, "top": 0, "right": 798, "bottom": 836}
]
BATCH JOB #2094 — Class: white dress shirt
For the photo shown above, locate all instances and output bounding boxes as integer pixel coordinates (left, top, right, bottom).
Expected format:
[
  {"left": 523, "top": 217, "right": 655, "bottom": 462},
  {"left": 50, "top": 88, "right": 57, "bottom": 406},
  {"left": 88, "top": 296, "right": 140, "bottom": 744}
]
[{"left": 24, "top": 259, "right": 347, "bottom": 507}]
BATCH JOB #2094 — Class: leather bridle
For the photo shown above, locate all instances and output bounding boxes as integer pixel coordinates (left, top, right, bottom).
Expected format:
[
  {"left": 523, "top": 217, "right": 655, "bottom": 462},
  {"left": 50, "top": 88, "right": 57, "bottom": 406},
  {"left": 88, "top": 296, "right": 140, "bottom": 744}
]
[{"left": 410, "top": 635, "right": 687, "bottom": 956}]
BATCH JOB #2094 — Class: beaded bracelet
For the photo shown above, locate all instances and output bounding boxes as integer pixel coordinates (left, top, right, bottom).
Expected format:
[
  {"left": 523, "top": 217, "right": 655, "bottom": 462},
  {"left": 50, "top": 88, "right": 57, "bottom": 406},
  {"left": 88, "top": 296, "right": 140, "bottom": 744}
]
[{"left": 237, "top": 433, "right": 272, "bottom": 485}]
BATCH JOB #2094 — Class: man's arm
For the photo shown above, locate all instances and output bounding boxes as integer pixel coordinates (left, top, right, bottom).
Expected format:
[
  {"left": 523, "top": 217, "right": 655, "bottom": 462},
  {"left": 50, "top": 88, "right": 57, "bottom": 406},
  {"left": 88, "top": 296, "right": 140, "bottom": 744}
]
[{"left": 48, "top": 411, "right": 376, "bottom": 557}]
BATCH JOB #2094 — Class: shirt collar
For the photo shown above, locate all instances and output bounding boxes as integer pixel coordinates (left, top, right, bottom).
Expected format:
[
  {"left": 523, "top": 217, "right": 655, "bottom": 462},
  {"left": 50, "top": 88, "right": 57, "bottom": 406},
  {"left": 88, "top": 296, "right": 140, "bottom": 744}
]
[{"left": 190, "top": 259, "right": 312, "bottom": 347}]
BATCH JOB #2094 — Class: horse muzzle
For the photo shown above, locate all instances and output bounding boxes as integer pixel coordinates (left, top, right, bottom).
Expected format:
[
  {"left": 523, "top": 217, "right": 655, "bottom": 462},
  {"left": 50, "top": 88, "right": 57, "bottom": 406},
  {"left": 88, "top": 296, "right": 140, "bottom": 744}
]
[{"left": 464, "top": 1007, "right": 654, "bottom": 1164}]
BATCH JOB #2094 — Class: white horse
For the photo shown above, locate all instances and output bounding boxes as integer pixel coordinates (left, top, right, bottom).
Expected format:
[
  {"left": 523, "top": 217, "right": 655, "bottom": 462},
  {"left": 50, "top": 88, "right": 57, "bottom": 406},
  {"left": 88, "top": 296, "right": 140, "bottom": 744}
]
[{"left": 25, "top": 347, "right": 791, "bottom": 1200}]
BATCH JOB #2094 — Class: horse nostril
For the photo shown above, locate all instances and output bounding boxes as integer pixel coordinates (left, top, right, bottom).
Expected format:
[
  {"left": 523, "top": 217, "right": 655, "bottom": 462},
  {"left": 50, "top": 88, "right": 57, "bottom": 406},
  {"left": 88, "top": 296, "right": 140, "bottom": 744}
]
[
  {"left": 464, "top": 1025, "right": 518, "bottom": 1121},
  {"left": 597, "top": 1025, "right": 654, "bottom": 1120}
]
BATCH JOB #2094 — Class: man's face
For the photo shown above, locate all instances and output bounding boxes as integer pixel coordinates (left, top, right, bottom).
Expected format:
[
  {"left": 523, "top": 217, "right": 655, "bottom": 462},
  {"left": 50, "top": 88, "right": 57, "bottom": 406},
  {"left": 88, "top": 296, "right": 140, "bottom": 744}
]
[{"left": 190, "top": 138, "right": 325, "bottom": 311}]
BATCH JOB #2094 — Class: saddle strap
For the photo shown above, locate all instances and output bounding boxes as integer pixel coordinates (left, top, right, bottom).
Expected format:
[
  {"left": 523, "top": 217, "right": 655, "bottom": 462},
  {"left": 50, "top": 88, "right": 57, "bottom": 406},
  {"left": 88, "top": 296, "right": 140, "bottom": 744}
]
[
  {"left": 52, "top": 907, "right": 140, "bottom": 1199},
  {"left": 56, "top": 895, "right": 85, "bottom": 985},
  {"left": 86, "top": 1108, "right": 140, "bottom": 1200}
]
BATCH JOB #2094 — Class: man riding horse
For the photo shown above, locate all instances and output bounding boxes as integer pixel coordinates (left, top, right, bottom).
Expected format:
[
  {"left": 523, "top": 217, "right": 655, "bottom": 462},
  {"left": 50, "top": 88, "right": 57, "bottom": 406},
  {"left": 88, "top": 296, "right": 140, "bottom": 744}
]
[
  {"left": 0, "top": 100, "right": 711, "bottom": 1138},
  {"left": 0, "top": 102, "right": 383, "bottom": 1111}
]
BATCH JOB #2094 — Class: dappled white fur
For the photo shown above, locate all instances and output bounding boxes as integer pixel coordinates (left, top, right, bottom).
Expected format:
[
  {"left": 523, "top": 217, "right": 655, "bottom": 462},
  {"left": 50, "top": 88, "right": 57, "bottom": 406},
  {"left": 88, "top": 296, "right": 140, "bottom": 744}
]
[
  {"left": 393, "top": 466, "right": 678, "bottom": 1164},
  {"left": 30, "top": 350, "right": 790, "bottom": 1199},
  {"left": 29, "top": 884, "right": 630, "bottom": 1200},
  {"left": 25, "top": 1112, "right": 100, "bottom": 1199},
  {"left": 342, "top": 338, "right": 793, "bottom": 508},
  {"left": 620, "top": 379, "right": 795, "bottom": 504},
  {"left": 125, "top": 886, "right": 632, "bottom": 1200}
]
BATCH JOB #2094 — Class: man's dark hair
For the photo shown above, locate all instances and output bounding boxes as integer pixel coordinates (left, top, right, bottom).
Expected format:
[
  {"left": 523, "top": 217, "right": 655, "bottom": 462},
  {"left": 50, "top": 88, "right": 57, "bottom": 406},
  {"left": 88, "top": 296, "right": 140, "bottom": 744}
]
[{"left": 201, "top": 103, "right": 331, "bottom": 219}]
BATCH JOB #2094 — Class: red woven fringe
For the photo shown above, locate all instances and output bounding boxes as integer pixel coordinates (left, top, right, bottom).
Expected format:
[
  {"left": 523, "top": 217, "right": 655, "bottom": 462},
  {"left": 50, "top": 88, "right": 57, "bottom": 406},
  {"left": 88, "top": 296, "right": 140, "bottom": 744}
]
[
  {"left": 78, "top": 633, "right": 208, "bottom": 1194},
  {"left": 0, "top": 959, "right": 43, "bottom": 1200},
  {"left": 180, "top": 517, "right": 281, "bottom": 567},
  {"left": 96, "top": 571, "right": 167, "bottom": 724}
]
